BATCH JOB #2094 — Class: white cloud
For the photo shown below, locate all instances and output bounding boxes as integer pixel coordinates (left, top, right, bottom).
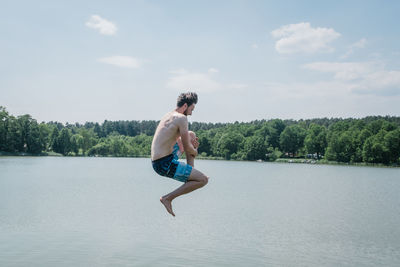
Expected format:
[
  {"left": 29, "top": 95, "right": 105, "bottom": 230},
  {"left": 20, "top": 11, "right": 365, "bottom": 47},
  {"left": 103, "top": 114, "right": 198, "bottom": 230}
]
[
  {"left": 302, "top": 61, "right": 400, "bottom": 95},
  {"left": 340, "top": 38, "right": 367, "bottom": 59},
  {"left": 251, "top": 44, "right": 259, "bottom": 49},
  {"left": 351, "top": 38, "right": 367, "bottom": 49},
  {"left": 166, "top": 69, "right": 250, "bottom": 94},
  {"left": 303, "top": 61, "right": 377, "bottom": 80},
  {"left": 263, "top": 80, "right": 351, "bottom": 100},
  {"left": 86, "top": 15, "right": 117, "bottom": 35},
  {"left": 271, "top": 22, "right": 340, "bottom": 54},
  {"left": 98, "top": 56, "right": 141, "bottom": 68},
  {"left": 208, "top": 68, "right": 219, "bottom": 74},
  {"left": 166, "top": 69, "right": 222, "bottom": 92},
  {"left": 169, "top": 69, "right": 188, "bottom": 75},
  {"left": 356, "top": 70, "right": 400, "bottom": 95},
  {"left": 258, "top": 79, "right": 400, "bottom": 119},
  {"left": 228, "top": 83, "right": 248, "bottom": 90}
]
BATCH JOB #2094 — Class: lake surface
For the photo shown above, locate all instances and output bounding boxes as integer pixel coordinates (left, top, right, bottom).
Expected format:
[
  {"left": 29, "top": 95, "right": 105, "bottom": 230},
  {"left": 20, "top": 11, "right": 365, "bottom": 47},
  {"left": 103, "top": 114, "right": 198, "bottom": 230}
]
[{"left": 1, "top": 157, "right": 399, "bottom": 266}]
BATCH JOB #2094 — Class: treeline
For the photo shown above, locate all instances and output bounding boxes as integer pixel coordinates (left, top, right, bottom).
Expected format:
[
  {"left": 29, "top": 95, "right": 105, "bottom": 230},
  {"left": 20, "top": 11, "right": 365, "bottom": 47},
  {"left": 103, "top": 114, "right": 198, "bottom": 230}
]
[
  {"left": 0, "top": 107, "right": 153, "bottom": 157},
  {"left": 1, "top": 106, "right": 400, "bottom": 165},
  {"left": 194, "top": 117, "right": 400, "bottom": 165}
]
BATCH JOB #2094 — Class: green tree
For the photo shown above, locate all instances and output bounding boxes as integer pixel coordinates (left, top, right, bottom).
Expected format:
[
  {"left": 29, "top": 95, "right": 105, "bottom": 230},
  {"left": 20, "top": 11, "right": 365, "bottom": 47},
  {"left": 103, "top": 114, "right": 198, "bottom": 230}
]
[
  {"left": 134, "top": 134, "right": 152, "bottom": 156},
  {"left": 0, "top": 107, "right": 9, "bottom": 151},
  {"left": 197, "top": 132, "right": 212, "bottom": 156},
  {"left": 243, "top": 135, "right": 266, "bottom": 160},
  {"left": 39, "top": 123, "right": 51, "bottom": 152},
  {"left": 216, "top": 132, "right": 244, "bottom": 160},
  {"left": 5, "top": 117, "right": 21, "bottom": 152},
  {"left": 351, "top": 128, "right": 373, "bottom": 162},
  {"left": 366, "top": 119, "right": 397, "bottom": 135},
  {"left": 57, "top": 128, "right": 72, "bottom": 155},
  {"left": 93, "top": 123, "right": 104, "bottom": 138},
  {"left": 265, "top": 119, "right": 286, "bottom": 149},
  {"left": 326, "top": 131, "right": 356, "bottom": 162},
  {"left": 50, "top": 127, "right": 60, "bottom": 153},
  {"left": 265, "top": 147, "right": 283, "bottom": 161},
  {"left": 279, "top": 125, "right": 306, "bottom": 156},
  {"left": 26, "top": 120, "right": 44, "bottom": 154},
  {"left": 17, "top": 115, "right": 33, "bottom": 152},
  {"left": 87, "top": 142, "right": 111, "bottom": 156},
  {"left": 304, "top": 123, "right": 327, "bottom": 159},
  {"left": 384, "top": 129, "right": 400, "bottom": 163},
  {"left": 78, "top": 128, "right": 98, "bottom": 154},
  {"left": 110, "top": 135, "right": 128, "bottom": 156},
  {"left": 362, "top": 133, "right": 389, "bottom": 164},
  {"left": 70, "top": 134, "right": 84, "bottom": 155}
]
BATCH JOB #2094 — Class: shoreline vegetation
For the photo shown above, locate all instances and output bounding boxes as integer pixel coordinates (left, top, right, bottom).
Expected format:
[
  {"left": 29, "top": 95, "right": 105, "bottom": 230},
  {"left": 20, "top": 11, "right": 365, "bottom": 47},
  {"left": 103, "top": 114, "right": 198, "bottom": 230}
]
[
  {"left": 1, "top": 106, "right": 400, "bottom": 168},
  {"left": 1, "top": 152, "right": 398, "bottom": 168}
]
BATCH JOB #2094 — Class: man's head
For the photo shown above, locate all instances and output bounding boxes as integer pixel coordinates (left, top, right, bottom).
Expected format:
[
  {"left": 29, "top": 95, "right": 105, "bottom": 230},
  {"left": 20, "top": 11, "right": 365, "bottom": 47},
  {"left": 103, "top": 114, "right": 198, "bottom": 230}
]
[{"left": 176, "top": 92, "right": 198, "bottom": 116}]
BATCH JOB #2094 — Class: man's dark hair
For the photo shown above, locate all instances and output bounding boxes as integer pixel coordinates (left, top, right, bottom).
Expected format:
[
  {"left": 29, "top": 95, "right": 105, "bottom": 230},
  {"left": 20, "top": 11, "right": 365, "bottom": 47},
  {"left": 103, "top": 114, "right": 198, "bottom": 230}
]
[{"left": 177, "top": 92, "right": 198, "bottom": 107}]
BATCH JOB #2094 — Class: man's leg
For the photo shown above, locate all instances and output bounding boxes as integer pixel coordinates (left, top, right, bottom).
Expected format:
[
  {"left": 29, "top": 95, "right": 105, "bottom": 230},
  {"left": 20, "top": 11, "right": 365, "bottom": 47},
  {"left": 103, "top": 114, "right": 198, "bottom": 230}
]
[
  {"left": 186, "top": 152, "right": 195, "bottom": 167},
  {"left": 160, "top": 168, "right": 208, "bottom": 216}
]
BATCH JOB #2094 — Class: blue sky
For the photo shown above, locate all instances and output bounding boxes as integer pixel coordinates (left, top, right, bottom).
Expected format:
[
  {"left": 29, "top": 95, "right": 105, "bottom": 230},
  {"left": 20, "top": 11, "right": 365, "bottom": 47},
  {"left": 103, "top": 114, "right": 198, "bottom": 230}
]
[{"left": 1, "top": 0, "right": 400, "bottom": 124}]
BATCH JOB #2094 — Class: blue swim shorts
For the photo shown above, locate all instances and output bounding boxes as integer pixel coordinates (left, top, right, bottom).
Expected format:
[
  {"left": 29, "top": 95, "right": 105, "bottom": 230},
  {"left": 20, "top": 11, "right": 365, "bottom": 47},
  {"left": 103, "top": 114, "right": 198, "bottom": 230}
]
[{"left": 152, "top": 143, "right": 192, "bottom": 183}]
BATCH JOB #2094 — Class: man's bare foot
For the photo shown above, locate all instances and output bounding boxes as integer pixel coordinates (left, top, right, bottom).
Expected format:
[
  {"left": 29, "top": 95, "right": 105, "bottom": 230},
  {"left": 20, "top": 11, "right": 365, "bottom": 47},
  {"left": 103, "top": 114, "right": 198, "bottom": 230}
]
[{"left": 160, "top": 196, "right": 175, "bottom": 217}]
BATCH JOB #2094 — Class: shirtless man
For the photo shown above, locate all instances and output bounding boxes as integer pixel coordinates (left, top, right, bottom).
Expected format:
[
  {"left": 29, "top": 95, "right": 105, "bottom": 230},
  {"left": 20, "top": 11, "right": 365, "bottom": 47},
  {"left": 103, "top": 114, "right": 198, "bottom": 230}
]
[{"left": 151, "top": 92, "right": 209, "bottom": 216}]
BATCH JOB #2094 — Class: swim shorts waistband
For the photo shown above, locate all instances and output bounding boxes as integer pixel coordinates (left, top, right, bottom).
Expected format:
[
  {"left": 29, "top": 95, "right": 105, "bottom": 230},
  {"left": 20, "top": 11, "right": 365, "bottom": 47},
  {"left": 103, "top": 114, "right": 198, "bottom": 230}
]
[{"left": 152, "top": 153, "right": 174, "bottom": 163}]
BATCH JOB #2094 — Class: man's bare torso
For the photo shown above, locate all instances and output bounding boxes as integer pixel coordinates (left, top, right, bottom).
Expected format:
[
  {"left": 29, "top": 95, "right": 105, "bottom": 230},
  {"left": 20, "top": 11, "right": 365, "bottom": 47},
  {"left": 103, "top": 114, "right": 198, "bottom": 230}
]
[{"left": 151, "top": 111, "right": 186, "bottom": 161}]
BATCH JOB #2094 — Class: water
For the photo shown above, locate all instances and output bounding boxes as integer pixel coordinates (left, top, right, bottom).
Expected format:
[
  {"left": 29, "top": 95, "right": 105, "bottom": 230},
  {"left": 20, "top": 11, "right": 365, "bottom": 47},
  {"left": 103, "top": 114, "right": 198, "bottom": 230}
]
[{"left": 0, "top": 157, "right": 399, "bottom": 266}]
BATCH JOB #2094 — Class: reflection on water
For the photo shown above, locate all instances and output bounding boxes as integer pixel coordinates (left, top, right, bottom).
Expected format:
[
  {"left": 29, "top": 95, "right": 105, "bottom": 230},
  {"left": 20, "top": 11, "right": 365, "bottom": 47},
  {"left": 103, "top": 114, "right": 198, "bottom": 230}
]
[{"left": 1, "top": 157, "right": 400, "bottom": 266}]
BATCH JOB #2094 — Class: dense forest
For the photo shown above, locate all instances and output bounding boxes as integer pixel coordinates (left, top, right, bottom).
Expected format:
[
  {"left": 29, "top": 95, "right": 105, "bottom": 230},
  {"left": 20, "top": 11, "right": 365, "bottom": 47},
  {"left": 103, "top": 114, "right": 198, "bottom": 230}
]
[{"left": 1, "top": 106, "right": 400, "bottom": 165}]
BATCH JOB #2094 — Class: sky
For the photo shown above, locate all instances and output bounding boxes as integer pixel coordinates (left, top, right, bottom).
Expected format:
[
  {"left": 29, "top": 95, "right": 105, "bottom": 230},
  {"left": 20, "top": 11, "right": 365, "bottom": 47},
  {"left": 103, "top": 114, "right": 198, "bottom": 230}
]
[{"left": 1, "top": 0, "right": 400, "bottom": 124}]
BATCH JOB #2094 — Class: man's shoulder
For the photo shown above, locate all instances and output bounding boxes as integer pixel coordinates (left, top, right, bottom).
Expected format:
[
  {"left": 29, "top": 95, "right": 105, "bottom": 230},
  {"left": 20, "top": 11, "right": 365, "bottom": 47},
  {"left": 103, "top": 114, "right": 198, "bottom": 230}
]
[{"left": 171, "top": 111, "right": 187, "bottom": 123}]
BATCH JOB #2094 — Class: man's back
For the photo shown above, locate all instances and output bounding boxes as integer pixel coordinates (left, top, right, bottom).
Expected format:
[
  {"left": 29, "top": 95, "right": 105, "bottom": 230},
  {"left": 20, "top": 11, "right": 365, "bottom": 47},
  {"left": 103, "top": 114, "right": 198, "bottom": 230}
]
[{"left": 151, "top": 111, "right": 186, "bottom": 161}]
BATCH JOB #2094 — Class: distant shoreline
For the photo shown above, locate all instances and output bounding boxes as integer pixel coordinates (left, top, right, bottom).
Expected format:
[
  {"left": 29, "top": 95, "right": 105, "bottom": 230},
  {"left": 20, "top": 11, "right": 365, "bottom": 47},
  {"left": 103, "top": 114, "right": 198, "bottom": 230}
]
[{"left": 2, "top": 152, "right": 398, "bottom": 168}]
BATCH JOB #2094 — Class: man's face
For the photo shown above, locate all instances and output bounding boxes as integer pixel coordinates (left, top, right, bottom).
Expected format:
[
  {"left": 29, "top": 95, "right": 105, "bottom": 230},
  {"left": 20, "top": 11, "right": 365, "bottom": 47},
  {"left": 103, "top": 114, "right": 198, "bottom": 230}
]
[{"left": 184, "top": 104, "right": 195, "bottom": 116}]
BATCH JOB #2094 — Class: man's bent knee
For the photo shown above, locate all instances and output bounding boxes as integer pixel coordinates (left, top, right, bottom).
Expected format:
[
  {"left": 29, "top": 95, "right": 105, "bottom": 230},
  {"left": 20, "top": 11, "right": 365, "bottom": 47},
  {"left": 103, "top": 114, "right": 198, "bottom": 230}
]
[
  {"left": 200, "top": 175, "right": 208, "bottom": 186},
  {"left": 188, "top": 168, "right": 208, "bottom": 186}
]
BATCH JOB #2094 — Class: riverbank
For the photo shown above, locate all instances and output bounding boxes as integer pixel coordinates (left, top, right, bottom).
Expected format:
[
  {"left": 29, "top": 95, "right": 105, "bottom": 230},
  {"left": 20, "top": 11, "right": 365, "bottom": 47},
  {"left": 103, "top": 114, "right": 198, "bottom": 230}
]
[
  {"left": 1, "top": 151, "right": 398, "bottom": 168},
  {"left": 275, "top": 158, "right": 399, "bottom": 168},
  {"left": 0, "top": 151, "right": 54, "bottom": 157}
]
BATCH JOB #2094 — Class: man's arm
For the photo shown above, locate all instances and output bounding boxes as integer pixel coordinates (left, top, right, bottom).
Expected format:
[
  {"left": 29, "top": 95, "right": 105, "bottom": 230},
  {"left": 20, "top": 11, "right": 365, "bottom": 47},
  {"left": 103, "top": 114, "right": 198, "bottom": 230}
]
[{"left": 177, "top": 116, "right": 198, "bottom": 157}]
